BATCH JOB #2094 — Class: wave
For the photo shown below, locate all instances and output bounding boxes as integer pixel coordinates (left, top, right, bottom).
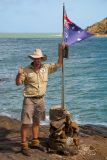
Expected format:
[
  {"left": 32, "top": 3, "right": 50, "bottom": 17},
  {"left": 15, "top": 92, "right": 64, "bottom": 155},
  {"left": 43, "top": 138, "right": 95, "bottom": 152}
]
[{"left": 0, "top": 78, "right": 10, "bottom": 82}]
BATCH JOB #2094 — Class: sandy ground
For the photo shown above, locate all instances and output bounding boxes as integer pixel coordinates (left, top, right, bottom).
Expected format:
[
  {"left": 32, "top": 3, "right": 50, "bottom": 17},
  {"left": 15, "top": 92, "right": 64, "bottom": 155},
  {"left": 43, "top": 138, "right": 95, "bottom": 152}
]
[{"left": 0, "top": 115, "right": 107, "bottom": 160}]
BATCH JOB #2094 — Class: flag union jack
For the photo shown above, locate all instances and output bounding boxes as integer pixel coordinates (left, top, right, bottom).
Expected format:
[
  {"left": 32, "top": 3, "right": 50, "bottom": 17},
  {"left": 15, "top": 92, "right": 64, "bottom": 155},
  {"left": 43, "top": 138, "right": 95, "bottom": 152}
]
[{"left": 64, "top": 15, "right": 72, "bottom": 29}]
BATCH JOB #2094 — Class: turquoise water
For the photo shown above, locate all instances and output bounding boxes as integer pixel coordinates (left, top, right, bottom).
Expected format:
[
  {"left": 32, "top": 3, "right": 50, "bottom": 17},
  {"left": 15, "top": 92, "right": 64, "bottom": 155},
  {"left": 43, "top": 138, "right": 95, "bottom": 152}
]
[
  {"left": 0, "top": 36, "right": 107, "bottom": 126},
  {"left": 0, "top": 33, "right": 61, "bottom": 38}
]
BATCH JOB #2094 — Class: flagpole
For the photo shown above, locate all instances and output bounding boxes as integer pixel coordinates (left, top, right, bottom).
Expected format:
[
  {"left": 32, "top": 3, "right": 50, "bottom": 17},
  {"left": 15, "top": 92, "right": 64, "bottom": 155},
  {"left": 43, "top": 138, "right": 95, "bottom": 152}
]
[{"left": 61, "top": 3, "right": 65, "bottom": 109}]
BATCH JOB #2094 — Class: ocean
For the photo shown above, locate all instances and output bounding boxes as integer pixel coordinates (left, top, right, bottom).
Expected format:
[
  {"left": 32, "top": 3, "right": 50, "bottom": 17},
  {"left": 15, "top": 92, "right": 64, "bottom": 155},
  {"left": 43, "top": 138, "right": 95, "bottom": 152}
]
[{"left": 0, "top": 34, "right": 107, "bottom": 126}]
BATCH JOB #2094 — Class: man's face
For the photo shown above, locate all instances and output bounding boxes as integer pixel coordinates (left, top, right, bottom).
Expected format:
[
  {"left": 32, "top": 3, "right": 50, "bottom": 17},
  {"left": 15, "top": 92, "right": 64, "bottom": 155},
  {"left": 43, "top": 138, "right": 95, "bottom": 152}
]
[{"left": 34, "top": 58, "right": 41, "bottom": 68}]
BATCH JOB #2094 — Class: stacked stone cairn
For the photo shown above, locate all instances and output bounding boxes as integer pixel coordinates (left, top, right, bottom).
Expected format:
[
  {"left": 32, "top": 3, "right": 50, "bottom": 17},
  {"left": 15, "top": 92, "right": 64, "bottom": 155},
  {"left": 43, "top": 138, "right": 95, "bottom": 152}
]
[{"left": 48, "top": 106, "right": 79, "bottom": 155}]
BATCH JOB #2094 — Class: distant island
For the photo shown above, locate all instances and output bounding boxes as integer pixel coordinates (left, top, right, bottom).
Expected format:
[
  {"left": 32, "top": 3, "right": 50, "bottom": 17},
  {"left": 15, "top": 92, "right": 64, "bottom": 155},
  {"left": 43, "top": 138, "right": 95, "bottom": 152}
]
[{"left": 86, "top": 17, "right": 107, "bottom": 36}]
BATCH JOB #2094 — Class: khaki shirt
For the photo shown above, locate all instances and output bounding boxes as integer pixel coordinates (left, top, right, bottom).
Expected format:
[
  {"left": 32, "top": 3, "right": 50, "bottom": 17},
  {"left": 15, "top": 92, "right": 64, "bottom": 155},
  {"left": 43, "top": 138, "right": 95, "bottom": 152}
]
[{"left": 21, "top": 63, "right": 60, "bottom": 97}]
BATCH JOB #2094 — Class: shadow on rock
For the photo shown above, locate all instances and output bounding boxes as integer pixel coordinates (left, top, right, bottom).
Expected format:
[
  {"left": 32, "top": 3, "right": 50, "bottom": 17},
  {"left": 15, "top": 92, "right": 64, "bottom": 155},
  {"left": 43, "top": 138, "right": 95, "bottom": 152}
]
[{"left": 0, "top": 127, "right": 20, "bottom": 154}]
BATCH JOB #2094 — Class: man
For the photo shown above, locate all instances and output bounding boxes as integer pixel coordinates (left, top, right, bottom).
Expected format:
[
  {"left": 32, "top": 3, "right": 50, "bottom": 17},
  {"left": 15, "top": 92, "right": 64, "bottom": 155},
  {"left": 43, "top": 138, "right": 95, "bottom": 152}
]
[{"left": 16, "top": 43, "right": 65, "bottom": 156}]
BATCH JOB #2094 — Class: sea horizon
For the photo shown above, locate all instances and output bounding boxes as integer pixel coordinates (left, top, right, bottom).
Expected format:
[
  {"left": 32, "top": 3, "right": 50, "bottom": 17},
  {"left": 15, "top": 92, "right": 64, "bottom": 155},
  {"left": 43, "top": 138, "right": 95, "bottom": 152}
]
[
  {"left": 0, "top": 32, "right": 62, "bottom": 38},
  {"left": 0, "top": 32, "right": 107, "bottom": 39}
]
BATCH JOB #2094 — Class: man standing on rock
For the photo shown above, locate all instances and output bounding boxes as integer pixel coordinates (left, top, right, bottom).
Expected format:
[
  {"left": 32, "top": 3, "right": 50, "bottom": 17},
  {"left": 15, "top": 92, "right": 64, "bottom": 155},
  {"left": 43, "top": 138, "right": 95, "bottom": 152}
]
[{"left": 16, "top": 44, "right": 64, "bottom": 156}]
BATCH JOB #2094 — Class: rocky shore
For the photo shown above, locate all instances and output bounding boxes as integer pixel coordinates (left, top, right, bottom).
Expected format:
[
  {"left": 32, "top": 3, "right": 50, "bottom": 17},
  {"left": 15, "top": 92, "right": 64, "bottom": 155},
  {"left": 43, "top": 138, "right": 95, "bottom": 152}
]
[{"left": 0, "top": 115, "right": 107, "bottom": 160}]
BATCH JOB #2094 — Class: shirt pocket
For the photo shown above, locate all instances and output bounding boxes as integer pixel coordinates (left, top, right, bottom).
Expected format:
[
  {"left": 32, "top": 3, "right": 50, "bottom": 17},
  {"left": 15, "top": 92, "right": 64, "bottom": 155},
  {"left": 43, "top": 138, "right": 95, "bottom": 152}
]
[{"left": 40, "top": 68, "right": 48, "bottom": 82}]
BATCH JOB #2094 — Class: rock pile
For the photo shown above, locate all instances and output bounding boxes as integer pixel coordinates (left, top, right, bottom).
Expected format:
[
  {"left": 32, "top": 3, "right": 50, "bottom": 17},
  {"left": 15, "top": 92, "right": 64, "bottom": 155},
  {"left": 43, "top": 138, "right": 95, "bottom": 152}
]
[{"left": 48, "top": 106, "right": 79, "bottom": 155}]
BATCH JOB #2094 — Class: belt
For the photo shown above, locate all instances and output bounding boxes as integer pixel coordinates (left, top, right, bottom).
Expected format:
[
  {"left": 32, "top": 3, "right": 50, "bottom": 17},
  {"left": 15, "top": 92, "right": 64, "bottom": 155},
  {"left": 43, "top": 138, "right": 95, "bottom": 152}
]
[{"left": 31, "top": 95, "right": 44, "bottom": 99}]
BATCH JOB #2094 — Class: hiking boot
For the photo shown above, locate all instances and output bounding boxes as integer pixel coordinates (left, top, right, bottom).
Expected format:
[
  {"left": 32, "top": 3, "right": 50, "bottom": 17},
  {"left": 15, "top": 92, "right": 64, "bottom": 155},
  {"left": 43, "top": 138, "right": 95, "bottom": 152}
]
[
  {"left": 30, "top": 138, "right": 40, "bottom": 149},
  {"left": 21, "top": 142, "right": 31, "bottom": 156},
  {"left": 21, "top": 148, "right": 32, "bottom": 156},
  {"left": 30, "top": 138, "right": 46, "bottom": 152}
]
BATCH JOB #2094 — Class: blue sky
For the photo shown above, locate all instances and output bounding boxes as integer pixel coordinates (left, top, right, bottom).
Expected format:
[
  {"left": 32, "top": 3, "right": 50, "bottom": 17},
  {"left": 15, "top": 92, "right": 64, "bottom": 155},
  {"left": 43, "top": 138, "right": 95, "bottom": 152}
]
[{"left": 0, "top": 0, "right": 107, "bottom": 33}]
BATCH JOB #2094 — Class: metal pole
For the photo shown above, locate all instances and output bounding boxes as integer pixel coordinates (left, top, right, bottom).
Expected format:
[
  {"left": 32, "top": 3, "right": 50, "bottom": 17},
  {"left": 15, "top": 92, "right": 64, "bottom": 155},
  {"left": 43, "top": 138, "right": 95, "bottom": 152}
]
[
  {"left": 61, "top": 52, "right": 64, "bottom": 109},
  {"left": 61, "top": 3, "right": 65, "bottom": 109}
]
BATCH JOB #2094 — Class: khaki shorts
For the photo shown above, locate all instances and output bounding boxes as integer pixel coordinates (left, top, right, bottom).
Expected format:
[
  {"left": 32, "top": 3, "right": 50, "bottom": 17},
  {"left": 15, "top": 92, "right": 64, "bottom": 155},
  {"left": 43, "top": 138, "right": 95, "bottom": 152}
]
[{"left": 21, "top": 97, "right": 45, "bottom": 124}]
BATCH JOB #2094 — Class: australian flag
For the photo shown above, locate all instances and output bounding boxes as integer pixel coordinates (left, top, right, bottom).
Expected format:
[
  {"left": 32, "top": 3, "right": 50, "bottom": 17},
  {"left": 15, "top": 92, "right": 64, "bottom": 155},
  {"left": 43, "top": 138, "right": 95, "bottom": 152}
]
[{"left": 64, "top": 10, "right": 93, "bottom": 45}]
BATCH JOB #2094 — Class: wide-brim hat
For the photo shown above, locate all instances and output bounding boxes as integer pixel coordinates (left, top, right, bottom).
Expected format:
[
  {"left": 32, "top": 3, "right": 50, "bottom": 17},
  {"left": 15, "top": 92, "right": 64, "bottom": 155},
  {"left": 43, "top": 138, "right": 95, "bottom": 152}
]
[{"left": 28, "top": 48, "right": 47, "bottom": 61}]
